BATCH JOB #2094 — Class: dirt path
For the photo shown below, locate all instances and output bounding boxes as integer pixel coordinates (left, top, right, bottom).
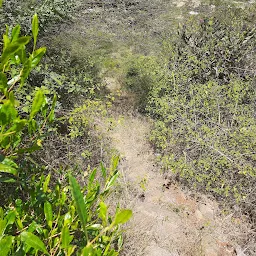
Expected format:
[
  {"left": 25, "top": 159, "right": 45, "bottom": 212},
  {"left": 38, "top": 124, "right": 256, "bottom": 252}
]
[{"left": 106, "top": 80, "right": 247, "bottom": 256}]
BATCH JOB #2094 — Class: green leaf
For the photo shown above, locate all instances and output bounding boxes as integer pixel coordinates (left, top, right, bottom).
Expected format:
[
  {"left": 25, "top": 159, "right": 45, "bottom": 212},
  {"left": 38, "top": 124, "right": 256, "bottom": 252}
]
[
  {"left": 69, "top": 175, "right": 87, "bottom": 233},
  {"left": 11, "top": 25, "right": 21, "bottom": 42},
  {"left": 16, "top": 47, "right": 27, "bottom": 64},
  {"left": 111, "top": 155, "right": 119, "bottom": 172},
  {"left": 100, "top": 163, "right": 107, "bottom": 179},
  {"left": 20, "top": 57, "right": 32, "bottom": 86},
  {"left": 89, "top": 168, "right": 97, "bottom": 188},
  {"left": 86, "top": 224, "right": 103, "bottom": 231},
  {"left": 0, "top": 163, "right": 17, "bottom": 176},
  {"left": 1, "top": 37, "right": 30, "bottom": 66},
  {"left": 0, "top": 0, "right": 3, "bottom": 8},
  {"left": 113, "top": 210, "right": 132, "bottom": 225},
  {"left": 31, "top": 47, "right": 46, "bottom": 68},
  {"left": 5, "top": 210, "right": 16, "bottom": 226},
  {"left": 20, "top": 231, "right": 49, "bottom": 255},
  {"left": 0, "top": 236, "right": 14, "bottom": 256},
  {"left": 99, "top": 202, "right": 107, "bottom": 226},
  {"left": 32, "top": 13, "right": 39, "bottom": 49},
  {"left": 82, "top": 245, "right": 94, "bottom": 256},
  {"left": 30, "top": 89, "right": 45, "bottom": 119},
  {"left": 61, "top": 226, "right": 71, "bottom": 249},
  {"left": 104, "top": 170, "right": 119, "bottom": 193},
  {"left": 6, "top": 119, "right": 27, "bottom": 134},
  {"left": 44, "top": 201, "right": 53, "bottom": 229},
  {"left": 0, "top": 72, "right": 8, "bottom": 94},
  {"left": 0, "top": 100, "right": 17, "bottom": 126},
  {"left": 0, "top": 176, "right": 16, "bottom": 183},
  {"left": 43, "top": 174, "right": 51, "bottom": 193}
]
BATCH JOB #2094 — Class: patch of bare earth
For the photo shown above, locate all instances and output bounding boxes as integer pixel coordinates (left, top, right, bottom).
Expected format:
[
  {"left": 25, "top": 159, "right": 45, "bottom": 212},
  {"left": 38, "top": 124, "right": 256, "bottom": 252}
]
[{"left": 106, "top": 79, "right": 248, "bottom": 256}]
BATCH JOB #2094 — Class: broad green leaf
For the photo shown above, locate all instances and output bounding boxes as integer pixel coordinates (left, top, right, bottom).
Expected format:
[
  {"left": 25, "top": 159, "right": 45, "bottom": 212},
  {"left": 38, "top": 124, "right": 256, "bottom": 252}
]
[
  {"left": 0, "top": 210, "right": 15, "bottom": 235},
  {"left": 44, "top": 201, "right": 53, "bottom": 229},
  {"left": 32, "top": 13, "right": 39, "bottom": 48},
  {"left": 61, "top": 226, "right": 71, "bottom": 249},
  {"left": 30, "top": 89, "right": 45, "bottom": 119},
  {"left": 6, "top": 119, "right": 27, "bottom": 134},
  {"left": 0, "top": 0, "right": 3, "bottom": 8},
  {"left": 5, "top": 210, "right": 16, "bottom": 226},
  {"left": 82, "top": 245, "right": 94, "bottom": 256},
  {"left": 1, "top": 37, "right": 30, "bottom": 66},
  {"left": 1, "top": 158, "right": 18, "bottom": 169},
  {"left": 20, "top": 231, "right": 49, "bottom": 255},
  {"left": 0, "top": 176, "right": 16, "bottom": 183},
  {"left": 0, "top": 236, "right": 14, "bottom": 256},
  {"left": 15, "top": 36, "right": 31, "bottom": 46},
  {"left": 0, "top": 163, "right": 17, "bottom": 176},
  {"left": 0, "top": 219, "right": 6, "bottom": 237},
  {"left": 99, "top": 202, "right": 107, "bottom": 226},
  {"left": 31, "top": 47, "right": 46, "bottom": 68},
  {"left": 0, "top": 100, "right": 17, "bottom": 126},
  {"left": 69, "top": 175, "right": 87, "bottom": 233},
  {"left": 113, "top": 210, "right": 132, "bottom": 225},
  {"left": 8, "top": 91, "right": 15, "bottom": 104},
  {"left": 67, "top": 246, "right": 76, "bottom": 256},
  {"left": 11, "top": 25, "right": 21, "bottom": 42}
]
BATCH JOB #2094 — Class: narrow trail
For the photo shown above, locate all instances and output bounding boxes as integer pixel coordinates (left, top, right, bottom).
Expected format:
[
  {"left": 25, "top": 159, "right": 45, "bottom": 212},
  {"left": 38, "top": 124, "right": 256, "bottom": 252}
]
[{"left": 106, "top": 79, "right": 246, "bottom": 256}]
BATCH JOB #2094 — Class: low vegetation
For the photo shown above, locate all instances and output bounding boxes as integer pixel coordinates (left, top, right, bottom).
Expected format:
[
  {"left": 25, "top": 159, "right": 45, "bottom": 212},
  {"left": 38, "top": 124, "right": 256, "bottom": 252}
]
[
  {"left": 125, "top": 2, "right": 256, "bottom": 249},
  {"left": 1, "top": 0, "right": 256, "bottom": 255},
  {"left": 0, "top": 3, "right": 131, "bottom": 255}
]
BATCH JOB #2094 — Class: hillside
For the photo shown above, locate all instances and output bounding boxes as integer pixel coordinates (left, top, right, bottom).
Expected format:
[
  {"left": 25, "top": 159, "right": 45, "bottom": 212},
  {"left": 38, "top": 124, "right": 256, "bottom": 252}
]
[{"left": 0, "top": 0, "right": 255, "bottom": 255}]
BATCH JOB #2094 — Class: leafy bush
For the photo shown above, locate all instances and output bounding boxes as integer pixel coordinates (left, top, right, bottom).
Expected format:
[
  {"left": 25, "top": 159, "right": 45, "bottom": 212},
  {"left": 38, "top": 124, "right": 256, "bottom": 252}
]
[
  {"left": 1, "top": 159, "right": 132, "bottom": 256},
  {"left": 124, "top": 55, "right": 165, "bottom": 110},
  {"left": 0, "top": 14, "right": 54, "bottom": 180},
  {"left": 0, "top": 14, "right": 131, "bottom": 256},
  {"left": 0, "top": 0, "right": 78, "bottom": 35},
  {"left": 129, "top": 4, "right": 256, "bottom": 219}
]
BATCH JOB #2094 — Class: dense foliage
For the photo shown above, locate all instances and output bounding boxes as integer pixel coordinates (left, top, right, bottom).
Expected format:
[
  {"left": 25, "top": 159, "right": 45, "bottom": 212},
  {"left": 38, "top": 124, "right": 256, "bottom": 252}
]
[
  {"left": 125, "top": 3, "right": 256, "bottom": 220},
  {"left": 0, "top": 10, "right": 131, "bottom": 256},
  {"left": 0, "top": 0, "right": 78, "bottom": 35}
]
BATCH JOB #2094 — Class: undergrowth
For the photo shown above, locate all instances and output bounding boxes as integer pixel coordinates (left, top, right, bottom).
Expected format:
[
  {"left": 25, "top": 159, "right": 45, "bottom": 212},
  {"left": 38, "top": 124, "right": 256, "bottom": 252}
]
[
  {"left": 125, "top": 3, "right": 256, "bottom": 254},
  {"left": 0, "top": 4, "right": 132, "bottom": 255}
]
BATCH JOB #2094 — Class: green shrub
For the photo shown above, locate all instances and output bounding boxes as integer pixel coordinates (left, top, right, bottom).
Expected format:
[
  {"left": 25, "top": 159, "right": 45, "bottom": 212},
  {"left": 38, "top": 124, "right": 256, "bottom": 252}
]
[
  {"left": 132, "top": 4, "right": 256, "bottom": 217},
  {"left": 0, "top": 15, "right": 131, "bottom": 256},
  {"left": 0, "top": 0, "right": 78, "bottom": 35},
  {"left": 0, "top": 159, "right": 132, "bottom": 256},
  {"left": 124, "top": 55, "right": 166, "bottom": 110}
]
